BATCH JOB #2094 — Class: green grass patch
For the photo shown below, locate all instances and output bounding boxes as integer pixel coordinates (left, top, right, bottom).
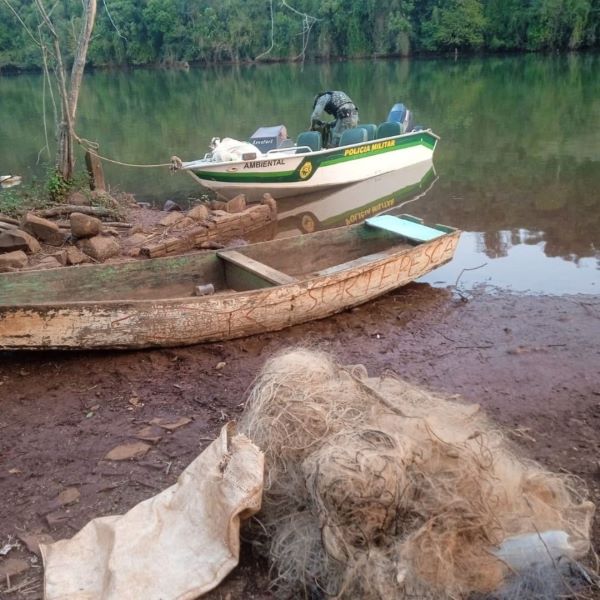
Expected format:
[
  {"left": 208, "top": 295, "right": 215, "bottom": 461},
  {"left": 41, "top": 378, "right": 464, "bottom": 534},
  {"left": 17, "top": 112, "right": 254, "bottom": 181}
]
[
  {"left": 0, "top": 167, "right": 91, "bottom": 218},
  {"left": 0, "top": 182, "right": 52, "bottom": 218}
]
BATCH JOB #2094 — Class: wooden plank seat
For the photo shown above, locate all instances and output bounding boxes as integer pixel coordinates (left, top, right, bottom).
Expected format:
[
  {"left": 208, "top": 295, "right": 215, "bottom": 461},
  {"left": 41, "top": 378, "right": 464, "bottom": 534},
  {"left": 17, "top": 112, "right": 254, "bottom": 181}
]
[{"left": 217, "top": 249, "right": 297, "bottom": 287}]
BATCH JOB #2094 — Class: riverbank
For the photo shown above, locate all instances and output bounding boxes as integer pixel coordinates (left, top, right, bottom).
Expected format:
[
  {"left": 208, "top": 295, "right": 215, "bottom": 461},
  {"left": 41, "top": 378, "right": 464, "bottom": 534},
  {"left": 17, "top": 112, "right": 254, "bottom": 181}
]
[{"left": 1, "top": 286, "right": 598, "bottom": 598}]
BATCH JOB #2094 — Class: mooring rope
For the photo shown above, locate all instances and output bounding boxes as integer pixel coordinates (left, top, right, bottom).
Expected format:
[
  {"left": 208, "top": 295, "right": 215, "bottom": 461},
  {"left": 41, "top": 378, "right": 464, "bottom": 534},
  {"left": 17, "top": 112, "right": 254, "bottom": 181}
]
[{"left": 75, "top": 135, "right": 175, "bottom": 169}]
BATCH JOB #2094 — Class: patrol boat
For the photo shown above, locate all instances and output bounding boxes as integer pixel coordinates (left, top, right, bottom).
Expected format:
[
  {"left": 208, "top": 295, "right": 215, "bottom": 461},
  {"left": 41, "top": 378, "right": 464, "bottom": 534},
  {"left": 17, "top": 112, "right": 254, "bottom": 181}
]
[{"left": 171, "top": 104, "right": 439, "bottom": 200}]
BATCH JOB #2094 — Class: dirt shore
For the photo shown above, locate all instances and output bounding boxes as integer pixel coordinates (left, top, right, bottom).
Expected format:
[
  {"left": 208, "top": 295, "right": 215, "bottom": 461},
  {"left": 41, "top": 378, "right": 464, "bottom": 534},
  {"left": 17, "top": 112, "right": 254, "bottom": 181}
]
[{"left": 1, "top": 285, "right": 599, "bottom": 599}]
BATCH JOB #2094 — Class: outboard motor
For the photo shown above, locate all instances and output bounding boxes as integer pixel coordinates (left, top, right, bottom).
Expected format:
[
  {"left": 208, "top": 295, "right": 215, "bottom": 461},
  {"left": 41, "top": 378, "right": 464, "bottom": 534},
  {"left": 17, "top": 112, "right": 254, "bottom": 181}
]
[
  {"left": 387, "top": 103, "right": 414, "bottom": 133},
  {"left": 249, "top": 125, "right": 288, "bottom": 152}
]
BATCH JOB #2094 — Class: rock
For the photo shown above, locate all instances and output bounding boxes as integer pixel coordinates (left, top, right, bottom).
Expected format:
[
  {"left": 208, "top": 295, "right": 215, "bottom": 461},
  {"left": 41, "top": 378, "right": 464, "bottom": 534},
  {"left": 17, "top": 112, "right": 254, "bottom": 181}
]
[
  {"left": 159, "top": 212, "right": 185, "bottom": 227},
  {"left": 45, "top": 511, "right": 69, "bottom": 527},
  {"left": 104, "top": 441, "right": 151, "bottom": 461},
  {"left": 135, "top": 426, "right": 163, "bottom": 444},
  {"left": 0, "top": 250, "right": 27, "bottom": 271},
  {"left": 57, "top": 487, "right": 80, "bottom": 506},
  {"left": 188, "top": 204, "right": 210, "bottom": 221},
  {"left": 150, "top": 416, "right": 192, "bottom": 431},
  {"left": 123, "top": 233, "right": 147, "bottom": 247},
  {"left": 130, "top": 224, "right": 145, "bottom": 235},
  {"left": 78, "top": 235, "right": 120, "bottom": 261},
  {"left": 18, "top": 532, "right": 54, "bottom": 557},
  {"left": 51, "top": 249, "right": 68, "bottom": 266},
  {"left": 21, "top": 213, "right": 66, "bottom": 246},
  {"left": 225, "top": 194, "right": 246, "bottom": 214},
  {"left": 0, "top": 228, "right": 41, "bottom": 254},
  {"left": 125, "top": 247, "right": 141, "bottom": 258},
  {"left": 171, "top": 216, "right": 195, "bottom": 231},
  {"left": 66, "top": 246, "right": 92, "bottom": 265},
  {"left": 0, "top": 558, "right": 29, "bottom": 579},
  {"left": 70, "top": 212, "right": 103, "bottom": 238},
  {"left": 68, "top": 191, "right": 91, "bottom": 206},
  {"left": 28, "top": 256, "right": 62, "bottom": 270},
  {"left": 163, "top": 199, "right": 182, "bottom": 212},
  {"left": 123, "top": 232, "right": 147, "bottom": 256},
  {"left": 209, "top": 200, "right": 227, "bottom": 211},
  {"left": 215, "top": 361, "right": 227, "bottom": 370}
]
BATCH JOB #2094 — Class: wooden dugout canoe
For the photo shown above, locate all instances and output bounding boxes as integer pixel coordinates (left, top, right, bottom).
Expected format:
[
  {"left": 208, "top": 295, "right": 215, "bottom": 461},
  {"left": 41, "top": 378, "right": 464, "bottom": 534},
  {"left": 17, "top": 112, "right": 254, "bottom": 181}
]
[{"left": 0, "top": 215, "right": 460, "bottom": 350}]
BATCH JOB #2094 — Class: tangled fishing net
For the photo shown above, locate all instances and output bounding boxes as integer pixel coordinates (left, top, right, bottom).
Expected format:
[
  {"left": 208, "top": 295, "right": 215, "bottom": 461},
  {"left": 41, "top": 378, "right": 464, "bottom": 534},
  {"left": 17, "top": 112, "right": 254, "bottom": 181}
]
[{"left": 239, "top": 348, "right": 596, "bottom": 599}]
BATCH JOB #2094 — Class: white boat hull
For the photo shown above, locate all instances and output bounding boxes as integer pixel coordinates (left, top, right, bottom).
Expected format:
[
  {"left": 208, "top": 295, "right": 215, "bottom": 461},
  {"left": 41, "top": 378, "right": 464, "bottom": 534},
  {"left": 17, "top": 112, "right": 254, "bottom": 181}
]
[{"left": 178, "top": 130, "right": 439, "bottom": 200}]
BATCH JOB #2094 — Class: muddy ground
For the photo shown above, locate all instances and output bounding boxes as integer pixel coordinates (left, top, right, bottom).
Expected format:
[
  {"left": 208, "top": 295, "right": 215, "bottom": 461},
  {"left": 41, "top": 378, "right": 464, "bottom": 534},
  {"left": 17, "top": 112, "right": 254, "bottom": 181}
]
[{"left": 0, "top": 285, "right": 599, "bottom": 599}]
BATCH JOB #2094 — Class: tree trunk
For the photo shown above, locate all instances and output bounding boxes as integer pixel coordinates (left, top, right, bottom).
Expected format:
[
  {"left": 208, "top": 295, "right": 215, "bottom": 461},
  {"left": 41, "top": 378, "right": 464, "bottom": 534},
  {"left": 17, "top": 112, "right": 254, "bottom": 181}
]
[
  {"left": 36, "top": 0, "right": 97, "bottom": 182},
  {"left": 68, "top": 0, "right": 97, "bottom": 124}
]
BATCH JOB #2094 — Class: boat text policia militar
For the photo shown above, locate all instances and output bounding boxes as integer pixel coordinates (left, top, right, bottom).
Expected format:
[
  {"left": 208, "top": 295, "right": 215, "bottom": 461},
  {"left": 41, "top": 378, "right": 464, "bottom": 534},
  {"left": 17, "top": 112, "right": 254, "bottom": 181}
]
[{"left": 343, "top": 139, "right": 395, "bottom": 156}]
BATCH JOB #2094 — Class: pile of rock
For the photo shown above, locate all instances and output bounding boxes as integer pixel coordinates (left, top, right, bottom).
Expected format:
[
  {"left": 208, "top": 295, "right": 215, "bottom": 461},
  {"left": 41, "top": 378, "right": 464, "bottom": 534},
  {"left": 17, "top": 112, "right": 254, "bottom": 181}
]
[
  {"left": 0, "top": 210, "right": 122, "bottom": 272},
  {"left": 0, "top": 193, "right": 278, "bottom": 272}
]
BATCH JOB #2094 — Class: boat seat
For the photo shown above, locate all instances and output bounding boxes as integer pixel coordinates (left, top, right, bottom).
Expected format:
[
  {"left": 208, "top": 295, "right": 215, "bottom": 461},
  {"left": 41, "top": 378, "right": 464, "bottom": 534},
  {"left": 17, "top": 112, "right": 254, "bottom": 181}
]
[
  {"left": 365, "top": 215, "right": 445, "bottom": 242},
  {"left": 360, "top": 124, "right": 377, "bottom": 141},
  {"left": 296, "top": 131, "right": 321, "bottom": 154},
  {"left": 339, "top": 127, "right": 368, "bottom": 147},
  {"left": 376, "top": 121, "right": 402, "bottom": 139},
  {"left": 217, "top": 249, "right": 297, "bottom": 287}
]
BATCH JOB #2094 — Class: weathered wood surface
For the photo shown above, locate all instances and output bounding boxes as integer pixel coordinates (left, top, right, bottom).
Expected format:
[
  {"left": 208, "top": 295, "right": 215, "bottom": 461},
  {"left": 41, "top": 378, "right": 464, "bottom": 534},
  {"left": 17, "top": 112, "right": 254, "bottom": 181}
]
[
  {"left": 218, "top": 250, "right": 297, "bottom": 286},
  {"left": 0, "top": 226, "right": 460, "bottom": 350},
  {"left": 37, "top": 205, "right": 118, "bottom": 219},
  {"left": 85, "top": 150, "right": 106, "bottom": 191},
  {"left": 55, "top": 220, "right": 132, "bottom": 229},
  {"left": 0, "top": 214, "right": 20, "bottom": 226},
  {"left": 140, "top": 204, "right": 275, "bottom": 258}
]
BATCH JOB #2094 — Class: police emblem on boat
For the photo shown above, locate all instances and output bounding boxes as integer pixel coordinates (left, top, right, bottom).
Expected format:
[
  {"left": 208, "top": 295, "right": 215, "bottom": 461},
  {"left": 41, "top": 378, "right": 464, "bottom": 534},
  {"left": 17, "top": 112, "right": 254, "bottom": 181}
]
[{"left": 299, "top": 161, "right": 313, "bottom": 179}]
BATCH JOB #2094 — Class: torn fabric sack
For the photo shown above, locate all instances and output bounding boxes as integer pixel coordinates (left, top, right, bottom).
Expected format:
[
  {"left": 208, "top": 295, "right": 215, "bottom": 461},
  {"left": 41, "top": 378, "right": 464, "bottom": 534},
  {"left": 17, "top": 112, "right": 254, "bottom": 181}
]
[{"left": 41, "top": 423, "right": 263, "bottom": 600}]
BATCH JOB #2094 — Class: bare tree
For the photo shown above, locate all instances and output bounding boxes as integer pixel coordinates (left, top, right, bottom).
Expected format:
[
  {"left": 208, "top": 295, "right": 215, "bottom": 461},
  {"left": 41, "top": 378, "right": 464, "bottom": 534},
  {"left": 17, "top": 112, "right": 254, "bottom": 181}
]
[{"left": 34, "top": 0, "right": 97, "bottom": 182}]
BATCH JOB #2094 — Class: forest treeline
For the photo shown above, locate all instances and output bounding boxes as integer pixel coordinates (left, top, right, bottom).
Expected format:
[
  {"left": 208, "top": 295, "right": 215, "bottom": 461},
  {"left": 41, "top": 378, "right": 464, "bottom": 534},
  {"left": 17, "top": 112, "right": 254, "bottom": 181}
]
[{"left": 0, "top": 0, "right": 598, "bottom": 70}]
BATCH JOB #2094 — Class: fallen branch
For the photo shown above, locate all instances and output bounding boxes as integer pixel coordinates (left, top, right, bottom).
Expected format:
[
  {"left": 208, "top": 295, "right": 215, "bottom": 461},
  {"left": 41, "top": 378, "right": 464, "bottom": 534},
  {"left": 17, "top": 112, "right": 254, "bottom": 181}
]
[
  {"left": 55, "top": 220, "right": 131, "bottom": 229},
  {"left": 103, "top": 221, "right": 132, "bottom": 228},
  {"left": 36, "top": 205, "right": 120, "bottom": 219},
  {"left": 453, "top": 262, "right": 488, "bottom": 301}
]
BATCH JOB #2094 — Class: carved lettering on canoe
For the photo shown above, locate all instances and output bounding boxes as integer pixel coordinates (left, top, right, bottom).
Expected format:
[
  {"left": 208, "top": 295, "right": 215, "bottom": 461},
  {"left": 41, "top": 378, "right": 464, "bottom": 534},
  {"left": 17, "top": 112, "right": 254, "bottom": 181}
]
[{"left": 343, "top": 273, "right": 360, "bottom": 299}]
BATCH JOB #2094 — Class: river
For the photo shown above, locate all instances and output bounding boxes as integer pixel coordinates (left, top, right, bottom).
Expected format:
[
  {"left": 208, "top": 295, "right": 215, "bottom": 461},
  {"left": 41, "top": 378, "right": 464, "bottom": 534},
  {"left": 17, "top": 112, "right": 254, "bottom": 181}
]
[{"left": 1, "top": 54, "right": 598, "bottom": 294}]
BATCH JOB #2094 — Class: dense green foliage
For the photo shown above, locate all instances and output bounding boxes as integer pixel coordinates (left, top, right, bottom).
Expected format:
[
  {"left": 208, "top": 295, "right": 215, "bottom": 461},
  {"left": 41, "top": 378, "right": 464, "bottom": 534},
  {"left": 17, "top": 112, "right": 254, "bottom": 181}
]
[{"left": 0, "top": 0, "right": 598, "bottom": 69}]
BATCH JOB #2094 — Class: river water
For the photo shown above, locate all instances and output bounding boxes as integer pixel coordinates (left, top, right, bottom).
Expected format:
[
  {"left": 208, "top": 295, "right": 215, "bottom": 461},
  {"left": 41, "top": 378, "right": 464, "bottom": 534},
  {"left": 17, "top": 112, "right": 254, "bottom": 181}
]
[{"left": 1, "top": 54, "right": 598, "bottom": 294}]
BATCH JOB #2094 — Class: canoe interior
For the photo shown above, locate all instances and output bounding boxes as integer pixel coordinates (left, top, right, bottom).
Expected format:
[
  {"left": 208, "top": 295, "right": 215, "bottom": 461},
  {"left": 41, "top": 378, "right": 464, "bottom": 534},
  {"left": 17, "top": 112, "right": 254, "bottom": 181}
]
[{"left": 0, "top": 219, "right": 451, "bottom": 306}]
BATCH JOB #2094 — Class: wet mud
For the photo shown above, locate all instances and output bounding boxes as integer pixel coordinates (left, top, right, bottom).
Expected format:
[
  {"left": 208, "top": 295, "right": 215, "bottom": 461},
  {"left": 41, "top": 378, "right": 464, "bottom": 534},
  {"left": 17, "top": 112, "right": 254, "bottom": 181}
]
[{"left": 1, "top": 285, "right": 599, "bottom": 598}]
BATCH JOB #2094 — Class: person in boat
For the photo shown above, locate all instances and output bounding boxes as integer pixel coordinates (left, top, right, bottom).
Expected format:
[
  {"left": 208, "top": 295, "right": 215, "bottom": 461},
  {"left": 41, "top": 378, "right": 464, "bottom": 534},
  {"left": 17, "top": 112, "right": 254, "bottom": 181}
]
[{"left": 310, "top": 90, "right": 359, "bottom": 148}]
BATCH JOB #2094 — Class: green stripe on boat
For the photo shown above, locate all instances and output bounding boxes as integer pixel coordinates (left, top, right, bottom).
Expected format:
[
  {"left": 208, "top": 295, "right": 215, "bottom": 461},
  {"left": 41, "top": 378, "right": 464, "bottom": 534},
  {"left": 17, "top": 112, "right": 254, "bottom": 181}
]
[{"left": 192, "top": 131, "right": 437, "bottom": 184}]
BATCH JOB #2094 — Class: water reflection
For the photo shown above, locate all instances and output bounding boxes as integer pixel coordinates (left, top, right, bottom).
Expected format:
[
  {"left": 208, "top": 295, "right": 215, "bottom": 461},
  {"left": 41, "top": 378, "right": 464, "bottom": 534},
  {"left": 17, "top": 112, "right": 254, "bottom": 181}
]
[
  {"left": 420, "top": 232, "right": 599, "bottom": 295},
  {"left": 273, "top": 164, "right": 598, "bottom": 295},
  {"left": 276, "top": 161, "right": 437, "bottom": 237}
]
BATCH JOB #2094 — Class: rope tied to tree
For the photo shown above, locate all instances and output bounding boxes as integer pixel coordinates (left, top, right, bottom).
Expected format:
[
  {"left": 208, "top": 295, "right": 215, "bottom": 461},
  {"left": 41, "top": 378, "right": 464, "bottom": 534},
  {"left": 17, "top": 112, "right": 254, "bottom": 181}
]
[{"left": 75, "top": 134, "right": 174, "bottom": 169}]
